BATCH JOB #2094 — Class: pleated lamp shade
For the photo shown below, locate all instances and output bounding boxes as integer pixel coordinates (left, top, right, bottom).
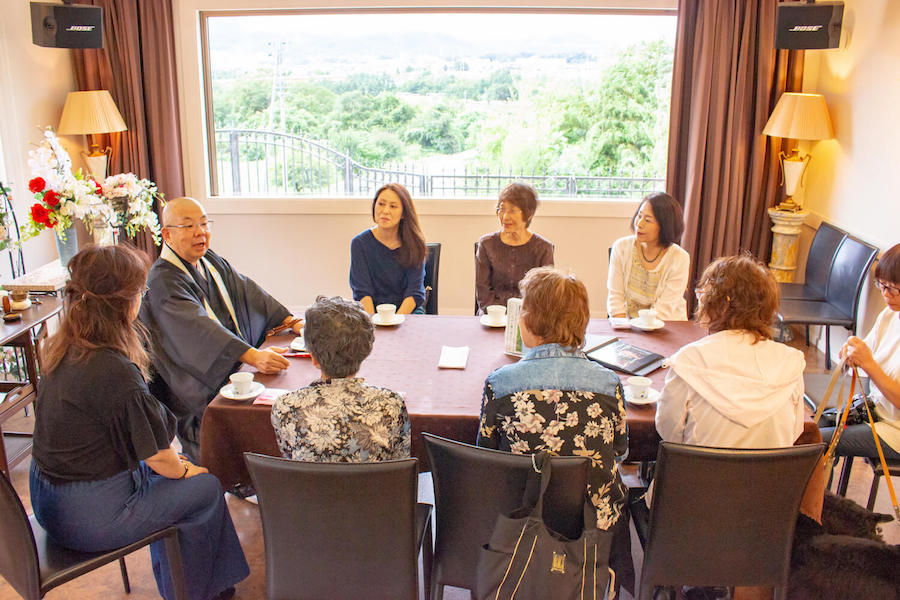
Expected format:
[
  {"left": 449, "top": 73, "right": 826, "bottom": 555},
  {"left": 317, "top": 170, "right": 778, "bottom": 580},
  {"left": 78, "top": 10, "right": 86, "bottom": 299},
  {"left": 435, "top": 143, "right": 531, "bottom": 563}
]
[
  {"left": 762, "top": 92, "right": 834, "bottom": 141},
  {"left": 57, "top": 90, "right": 127, "bottom": 135}
]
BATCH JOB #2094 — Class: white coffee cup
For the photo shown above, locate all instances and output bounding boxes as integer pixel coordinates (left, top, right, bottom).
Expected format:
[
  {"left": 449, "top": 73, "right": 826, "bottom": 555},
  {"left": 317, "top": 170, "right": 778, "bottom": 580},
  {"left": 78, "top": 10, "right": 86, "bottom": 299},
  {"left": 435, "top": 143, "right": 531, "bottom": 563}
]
[
  {"left": 638, "top": 308, "right": 657, "bottom": 326},
  {"left": 230, "top": 372, "right": 254, "bottom": 395},
  {"left": 626, "top": 376, "right": 652, "bottom": 400},
  {"left": 486, "top": 304, "right": 506, "bottom": 324},
  {"left": 376, "top": 303, "right": 397, "bottom": 322}
]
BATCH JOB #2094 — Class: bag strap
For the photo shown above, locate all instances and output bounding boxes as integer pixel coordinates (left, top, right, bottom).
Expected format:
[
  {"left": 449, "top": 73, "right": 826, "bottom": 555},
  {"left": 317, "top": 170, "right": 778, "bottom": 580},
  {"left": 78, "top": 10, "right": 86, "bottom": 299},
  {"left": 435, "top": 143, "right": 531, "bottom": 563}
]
[
  {"left": 812, "top": 356, "right": 849, "bottom": 423},
  {"left": 524, "top": 452, "right": 553, "bottom": 519},
  {"left": 823, "top": 367, "right": 858, "bottom": 469},
  {"left": 855, "top": 366, "right": 900, "bottom": 520}
]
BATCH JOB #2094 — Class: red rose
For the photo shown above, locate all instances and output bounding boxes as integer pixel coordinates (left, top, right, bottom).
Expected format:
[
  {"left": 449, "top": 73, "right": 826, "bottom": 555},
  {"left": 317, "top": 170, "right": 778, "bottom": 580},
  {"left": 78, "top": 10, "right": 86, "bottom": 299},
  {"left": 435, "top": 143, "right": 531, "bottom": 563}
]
[
  {"left": 91, "top": 179, "right": 103, "bottom": 195},
  {"left": 30, "top": 203, "right": 51, "bottom": 227},
  {"left": 28, "top": 177, "right": 46, "bottom": 194},
  {"left": 43, "top": 189, "right": 60, "bottom": 207}
]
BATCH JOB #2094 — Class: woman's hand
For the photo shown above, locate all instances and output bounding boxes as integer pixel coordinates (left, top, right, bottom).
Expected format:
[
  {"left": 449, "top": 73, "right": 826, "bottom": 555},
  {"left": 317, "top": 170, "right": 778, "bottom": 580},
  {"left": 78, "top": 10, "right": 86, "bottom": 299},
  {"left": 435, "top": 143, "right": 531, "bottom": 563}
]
[
  {"left": 181, "top": 459, "right": 209, "bottom": 479},
  {"left": 841, "top": 336, "right": 877, "bottom": 372},
  {"left": 241, "top": 347, "right": 290, "bottom": 374},
  {"left": 146, "top": 447, "right": 208, "bottom": 479}
]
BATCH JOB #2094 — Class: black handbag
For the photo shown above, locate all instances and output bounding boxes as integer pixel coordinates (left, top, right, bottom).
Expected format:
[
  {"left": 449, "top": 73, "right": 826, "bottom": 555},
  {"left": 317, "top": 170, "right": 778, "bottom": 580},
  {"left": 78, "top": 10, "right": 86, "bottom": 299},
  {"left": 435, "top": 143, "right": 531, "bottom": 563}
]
[
  {"left": 820, "top": 395, "right": 877, "bottom": 428},
  {"left": 474, "top": 453, "right": 615, "bottom": 600}
]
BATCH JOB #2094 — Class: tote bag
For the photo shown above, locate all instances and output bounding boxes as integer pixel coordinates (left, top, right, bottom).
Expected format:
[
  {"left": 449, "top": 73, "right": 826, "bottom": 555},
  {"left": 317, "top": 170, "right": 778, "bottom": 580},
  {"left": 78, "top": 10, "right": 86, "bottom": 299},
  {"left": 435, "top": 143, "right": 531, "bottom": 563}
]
[{"left": 474, "top": 453, "right": 615, "bottom": 600}]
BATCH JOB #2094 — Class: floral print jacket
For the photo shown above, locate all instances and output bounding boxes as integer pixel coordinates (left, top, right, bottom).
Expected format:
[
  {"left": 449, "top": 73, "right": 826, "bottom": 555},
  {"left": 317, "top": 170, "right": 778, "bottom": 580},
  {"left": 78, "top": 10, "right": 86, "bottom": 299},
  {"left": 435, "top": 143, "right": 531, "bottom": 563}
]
[
  {"left": 477, "top": 343, "right": 628, "bottom": 529},
  {"left": 272, "top": 377, "right": 411, "bottom": 462}
]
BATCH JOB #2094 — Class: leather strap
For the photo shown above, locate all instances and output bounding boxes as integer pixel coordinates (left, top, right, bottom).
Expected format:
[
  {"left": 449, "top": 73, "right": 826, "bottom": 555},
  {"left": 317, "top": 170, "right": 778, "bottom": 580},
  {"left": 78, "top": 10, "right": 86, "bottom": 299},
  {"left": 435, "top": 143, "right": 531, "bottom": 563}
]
[{"left": 856, "top": 366, "right": 900, "bottom": 520}]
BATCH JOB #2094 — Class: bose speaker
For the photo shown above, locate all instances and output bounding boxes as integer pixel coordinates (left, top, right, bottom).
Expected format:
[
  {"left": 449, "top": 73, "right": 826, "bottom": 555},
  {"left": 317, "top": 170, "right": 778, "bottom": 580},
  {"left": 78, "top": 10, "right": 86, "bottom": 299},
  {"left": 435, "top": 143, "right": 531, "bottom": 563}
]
[
  {"left": 31, "top": 2, "right": 103, "bottom": 49},
  {"left": 776, "top": 1, "right": 843, "bottom": 49}
]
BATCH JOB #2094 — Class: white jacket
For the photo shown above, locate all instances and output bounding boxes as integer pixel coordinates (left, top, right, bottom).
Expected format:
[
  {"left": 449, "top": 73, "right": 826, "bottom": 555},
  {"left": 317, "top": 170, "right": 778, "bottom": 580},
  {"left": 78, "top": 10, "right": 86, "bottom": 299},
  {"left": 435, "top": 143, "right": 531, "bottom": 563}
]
[
  {"left": 655, "top": 330, "right": 806, "bottom": 449},
  {"left": 606, "top": 235, "right": 690, "bottom": 321}
]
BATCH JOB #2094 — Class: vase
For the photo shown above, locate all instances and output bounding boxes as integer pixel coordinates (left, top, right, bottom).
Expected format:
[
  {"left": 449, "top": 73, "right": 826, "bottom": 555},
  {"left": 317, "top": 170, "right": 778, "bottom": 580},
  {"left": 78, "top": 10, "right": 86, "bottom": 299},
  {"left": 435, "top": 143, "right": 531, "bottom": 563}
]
[{"left": 55, "top": 225, "right": 79, "bottom": 267}]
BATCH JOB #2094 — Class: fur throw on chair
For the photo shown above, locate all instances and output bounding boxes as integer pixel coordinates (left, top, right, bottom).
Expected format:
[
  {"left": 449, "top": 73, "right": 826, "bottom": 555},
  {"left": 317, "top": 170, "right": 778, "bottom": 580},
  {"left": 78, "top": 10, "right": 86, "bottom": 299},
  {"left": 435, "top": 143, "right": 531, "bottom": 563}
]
[{"left": 788, "top": 492, "right": 899, "bottom": 600}]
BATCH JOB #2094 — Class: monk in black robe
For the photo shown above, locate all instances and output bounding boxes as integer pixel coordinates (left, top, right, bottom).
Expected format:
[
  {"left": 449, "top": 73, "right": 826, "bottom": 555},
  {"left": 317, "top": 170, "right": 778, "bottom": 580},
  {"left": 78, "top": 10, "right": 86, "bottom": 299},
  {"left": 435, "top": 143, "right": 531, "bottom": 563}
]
[{"left": 140, "top": 197, "right": 302, "bottom": 460}]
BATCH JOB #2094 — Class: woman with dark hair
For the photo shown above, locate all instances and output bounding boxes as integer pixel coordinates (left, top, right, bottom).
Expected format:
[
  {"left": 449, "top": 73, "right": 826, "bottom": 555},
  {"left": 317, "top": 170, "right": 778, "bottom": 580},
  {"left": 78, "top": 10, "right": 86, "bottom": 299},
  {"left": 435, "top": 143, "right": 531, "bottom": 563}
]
[
  {"left": 656, "top": 254, "right": 805, "bottom": 449},
  {"left": 477, "top": 267, "right": 627, "bottom": 531},
  {"left": 607, "top": 192, "right": 690, "bottom": 321},
  {"left": 475, "top": 182, "right": 554, "bottom": 312},
  {"left": 30, "top": 245, "right": 248, "bottom": 600},
  {"left": 349, "top": 183, "right": 427, "bottom": 315},
  {"left": 820, "top": 243, "right": 900, "bottom": 462},
  {"left": 272, "top": 295, "right": 410, "bottom": 462}
]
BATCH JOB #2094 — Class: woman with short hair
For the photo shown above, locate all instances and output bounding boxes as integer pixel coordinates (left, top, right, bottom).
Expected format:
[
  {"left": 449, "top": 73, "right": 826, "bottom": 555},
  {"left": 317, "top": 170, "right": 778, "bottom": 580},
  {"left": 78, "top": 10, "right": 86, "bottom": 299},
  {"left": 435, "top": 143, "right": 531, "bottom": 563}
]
[
  {"left": 476, "top": 267, "right": 627, "bottom": 530},
  {"left": 350, "top": 183, "right": 427, "bottom": 315},
  {"left": 272, "top": 295, "right": 411, "bottom": 462},
  {"left": 607, "top": 192, "right": 690, "bottom": 320},
  {"left": 30, "top": 245, "right": 248, "bottom": 600},
  {"left": 820, "top": 243, "right": 900, "bottom": 461},
  {"left": 656, "top": 254, "right": 806, "bottom": 449},
  {"left": 475, "top": 182, "right": 554, "bottom": 312}
]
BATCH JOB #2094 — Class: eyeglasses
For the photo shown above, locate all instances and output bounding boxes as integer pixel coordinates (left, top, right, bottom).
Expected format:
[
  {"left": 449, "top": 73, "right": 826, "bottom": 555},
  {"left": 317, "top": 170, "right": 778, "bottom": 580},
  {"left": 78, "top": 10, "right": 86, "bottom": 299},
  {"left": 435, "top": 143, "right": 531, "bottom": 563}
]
[
  {"left": 165, "top": 220, "right": 213, "bottom": 232},
  {"left": 875, "top": 280, "right": 900, "bottom": 296}
]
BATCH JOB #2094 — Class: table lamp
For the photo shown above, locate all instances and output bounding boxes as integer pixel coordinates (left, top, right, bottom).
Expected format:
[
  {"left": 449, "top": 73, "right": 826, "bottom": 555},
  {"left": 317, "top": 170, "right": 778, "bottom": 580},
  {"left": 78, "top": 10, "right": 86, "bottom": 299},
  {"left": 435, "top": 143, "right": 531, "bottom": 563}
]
[
  {"left": 762, "top": 92, "right": 834, "bottom": 212},
  {"left": 57, "top": 90, "right": 127, "bottom": 181}
]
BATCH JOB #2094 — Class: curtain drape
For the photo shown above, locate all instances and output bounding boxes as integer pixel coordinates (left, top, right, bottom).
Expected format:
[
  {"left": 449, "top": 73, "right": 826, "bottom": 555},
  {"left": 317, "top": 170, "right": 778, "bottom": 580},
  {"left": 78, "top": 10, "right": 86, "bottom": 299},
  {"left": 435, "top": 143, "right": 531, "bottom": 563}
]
[
  {"left": 666, "top": 0, "right": 804, "bottom": 301},
  {"left": 72, "top": 0, "right": 184, "bottom": 258}
]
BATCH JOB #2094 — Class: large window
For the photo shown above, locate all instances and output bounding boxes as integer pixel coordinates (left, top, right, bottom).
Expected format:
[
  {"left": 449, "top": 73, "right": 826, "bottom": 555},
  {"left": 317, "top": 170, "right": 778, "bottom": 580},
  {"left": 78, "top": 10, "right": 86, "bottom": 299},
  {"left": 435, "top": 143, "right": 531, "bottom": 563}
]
[{"left": 202, "top": 10, "right": 676, "bottom": 199}]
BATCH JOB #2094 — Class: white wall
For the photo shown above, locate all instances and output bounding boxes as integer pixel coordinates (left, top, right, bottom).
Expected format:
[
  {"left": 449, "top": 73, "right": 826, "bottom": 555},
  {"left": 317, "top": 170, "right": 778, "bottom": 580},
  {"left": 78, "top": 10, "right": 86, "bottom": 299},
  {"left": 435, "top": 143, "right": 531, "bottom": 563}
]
[
  {"left": 795, "top": 0, "right": 900, "bottom": 358},
  {"left": 0, "top": 0, "right": 80, "bottom": 272}
]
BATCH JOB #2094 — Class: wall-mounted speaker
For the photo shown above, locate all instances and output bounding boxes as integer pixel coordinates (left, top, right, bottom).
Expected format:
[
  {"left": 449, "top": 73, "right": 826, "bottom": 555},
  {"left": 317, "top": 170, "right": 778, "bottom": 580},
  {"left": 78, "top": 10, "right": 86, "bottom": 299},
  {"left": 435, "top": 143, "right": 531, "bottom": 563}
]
[
  {"left": 776, "top": 1, "right": 844, "bottom": 50},
  {"left": 31, "top": 2, "right": 103, "bottom": 49}
]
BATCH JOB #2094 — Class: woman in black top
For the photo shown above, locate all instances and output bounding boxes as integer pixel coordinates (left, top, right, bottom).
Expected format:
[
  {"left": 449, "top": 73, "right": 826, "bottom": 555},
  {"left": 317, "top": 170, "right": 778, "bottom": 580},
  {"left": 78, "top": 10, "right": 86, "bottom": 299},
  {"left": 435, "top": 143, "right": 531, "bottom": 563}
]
[{"left": 29, "top": 245, "right": 248, "bottom": 600}]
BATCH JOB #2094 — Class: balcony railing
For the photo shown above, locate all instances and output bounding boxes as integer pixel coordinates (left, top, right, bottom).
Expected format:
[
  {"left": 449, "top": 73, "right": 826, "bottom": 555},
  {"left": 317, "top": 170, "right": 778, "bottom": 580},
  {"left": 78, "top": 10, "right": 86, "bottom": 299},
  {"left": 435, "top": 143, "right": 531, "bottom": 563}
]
[{"left": 213, "top": 128, "right": 664, "bottom": 199}]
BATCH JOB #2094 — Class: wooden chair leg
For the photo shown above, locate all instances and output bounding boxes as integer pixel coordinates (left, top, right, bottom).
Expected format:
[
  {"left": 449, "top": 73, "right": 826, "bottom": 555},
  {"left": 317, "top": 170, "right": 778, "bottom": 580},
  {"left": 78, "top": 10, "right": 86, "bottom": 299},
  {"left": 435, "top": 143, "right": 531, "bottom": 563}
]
[{"left": 118, "top": 557, "right": 131, "bottom": 593}]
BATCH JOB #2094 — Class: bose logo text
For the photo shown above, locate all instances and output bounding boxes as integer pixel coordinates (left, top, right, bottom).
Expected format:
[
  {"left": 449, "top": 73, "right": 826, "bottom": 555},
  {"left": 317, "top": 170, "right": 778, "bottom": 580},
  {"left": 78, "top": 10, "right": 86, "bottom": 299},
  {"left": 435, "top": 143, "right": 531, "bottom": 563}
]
[
  {"left": 789, "top": 25, "right": 823, "bottom": 32},
  {"left": 65, "top": 25, "right": 96, "bottom": 32}
]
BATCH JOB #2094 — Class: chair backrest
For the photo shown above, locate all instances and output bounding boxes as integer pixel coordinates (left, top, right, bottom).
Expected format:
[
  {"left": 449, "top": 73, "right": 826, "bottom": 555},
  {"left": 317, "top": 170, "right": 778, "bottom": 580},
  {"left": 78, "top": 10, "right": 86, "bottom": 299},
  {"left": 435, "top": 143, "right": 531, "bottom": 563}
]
[
  {"left": 245, "top": 453, "right": 420, "bottom": 600},
  {"left": 424, "top": 242, "right": 441, "bottom": 315},
  {"left": 639, "top": 442, "right": 824, "bottom": 597},
  {"left": 0, "top": 473, "right": 41, "bottom": 600},
  {"left": 824, "top": 235, "right": 879, "bottom": 323},
  {"left": 804, "top": 222, "right": 846, "bottom": 295},
  {"left": 474, "top": 241, "right": 480, "bottom": 315},
  {"left": 423, "top": 434, "right": 589, "bottom": 592}
]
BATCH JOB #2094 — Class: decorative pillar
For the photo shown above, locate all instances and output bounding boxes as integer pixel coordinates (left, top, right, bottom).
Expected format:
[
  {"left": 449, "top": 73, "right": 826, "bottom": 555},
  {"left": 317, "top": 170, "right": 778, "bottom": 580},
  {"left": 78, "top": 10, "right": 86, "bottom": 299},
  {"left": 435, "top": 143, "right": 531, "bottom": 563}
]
[{"left": 767, "top": 208, "right": 809, "bottom": 283}]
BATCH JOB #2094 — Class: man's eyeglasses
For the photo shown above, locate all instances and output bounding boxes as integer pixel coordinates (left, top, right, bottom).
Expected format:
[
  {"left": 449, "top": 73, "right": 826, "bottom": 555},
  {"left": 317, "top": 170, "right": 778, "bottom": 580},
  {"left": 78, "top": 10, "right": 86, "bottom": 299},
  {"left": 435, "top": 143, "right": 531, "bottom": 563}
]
[
  {"left": 165, "top": 220, "right": 213, "bottom": 232},
  {"left": 875, "top": 280, "right": 900, "bottom": 296}
]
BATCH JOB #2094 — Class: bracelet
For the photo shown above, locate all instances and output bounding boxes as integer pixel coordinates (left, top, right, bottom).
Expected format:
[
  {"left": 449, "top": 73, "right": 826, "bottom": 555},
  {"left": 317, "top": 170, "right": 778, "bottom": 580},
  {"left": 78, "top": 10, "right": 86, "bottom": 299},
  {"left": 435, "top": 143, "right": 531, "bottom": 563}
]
[{"left": 178, "top": 461, "right": 190, "bottom": 479}]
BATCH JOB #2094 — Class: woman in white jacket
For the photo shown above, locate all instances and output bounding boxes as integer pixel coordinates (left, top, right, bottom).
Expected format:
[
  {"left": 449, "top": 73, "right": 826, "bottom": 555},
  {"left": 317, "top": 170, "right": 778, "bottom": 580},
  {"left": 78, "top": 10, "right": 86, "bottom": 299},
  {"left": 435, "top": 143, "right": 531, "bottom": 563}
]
[{"left": 607, "top": 192, "right": 690, "bottom": 321}]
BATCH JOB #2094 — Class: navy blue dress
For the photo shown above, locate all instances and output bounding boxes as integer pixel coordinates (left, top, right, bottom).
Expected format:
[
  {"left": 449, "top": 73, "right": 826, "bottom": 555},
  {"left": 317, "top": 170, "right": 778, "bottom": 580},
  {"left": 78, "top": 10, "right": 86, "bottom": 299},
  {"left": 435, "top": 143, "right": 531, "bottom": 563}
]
[
  {"left": 349, "top": 229, "right": 425, "bottom": 309},
  {"left": 30, "top": 349, "right": 249, "bottom": 600}
]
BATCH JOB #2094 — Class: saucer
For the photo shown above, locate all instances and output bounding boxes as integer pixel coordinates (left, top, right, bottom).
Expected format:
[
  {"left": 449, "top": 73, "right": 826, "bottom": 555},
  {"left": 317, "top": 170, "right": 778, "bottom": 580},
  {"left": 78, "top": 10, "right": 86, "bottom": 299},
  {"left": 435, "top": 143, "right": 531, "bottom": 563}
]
[
  {"left": 480, "top": 314, "right": 507, "bottom": 328},
  {"left": 372, "top": 313, "right": 405, "bottom": 326},
  {"left": 626, "top": 387, "right": 660, "bottom": 405},
  {"left": 10, "top": 299, "right": 31, "bottom": 311},
  {"left": 629, "top": 317, "right": 665, "bottom": 332},
  {"left": 220, "top": 381, "right": 265, "bottom": 401}
]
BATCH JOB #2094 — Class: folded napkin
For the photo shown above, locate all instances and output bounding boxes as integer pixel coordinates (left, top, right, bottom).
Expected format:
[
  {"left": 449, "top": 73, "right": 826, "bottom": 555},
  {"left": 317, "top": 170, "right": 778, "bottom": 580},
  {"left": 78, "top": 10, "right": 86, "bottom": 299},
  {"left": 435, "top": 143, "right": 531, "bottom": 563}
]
[
  {"left": 253, "top": 388, "right": 291, "bottom": 406},
  {"left": 438, "top": 346, "right": 469, "bottom": 369}
]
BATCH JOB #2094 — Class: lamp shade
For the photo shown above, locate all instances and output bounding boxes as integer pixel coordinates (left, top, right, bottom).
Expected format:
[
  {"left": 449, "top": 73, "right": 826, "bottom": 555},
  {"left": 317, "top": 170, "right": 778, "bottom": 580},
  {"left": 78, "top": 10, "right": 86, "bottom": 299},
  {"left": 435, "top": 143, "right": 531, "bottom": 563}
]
[
  {"left": 57, "top": 90, "right": 127, "bottom": 135},
  {"left": 762, "top": 92, "right": 834, "bottom": 141}
]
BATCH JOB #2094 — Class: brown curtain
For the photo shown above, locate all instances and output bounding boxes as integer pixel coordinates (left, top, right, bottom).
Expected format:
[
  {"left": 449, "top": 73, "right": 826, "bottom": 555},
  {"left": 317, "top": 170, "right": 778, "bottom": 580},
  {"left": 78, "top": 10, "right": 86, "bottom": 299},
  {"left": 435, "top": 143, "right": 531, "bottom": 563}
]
[
  {"left": 666, "top": 0, "right": 804, "bottom": 303},
  {"left": 72, "top": 0, "right": 184, "bottom": 258}
]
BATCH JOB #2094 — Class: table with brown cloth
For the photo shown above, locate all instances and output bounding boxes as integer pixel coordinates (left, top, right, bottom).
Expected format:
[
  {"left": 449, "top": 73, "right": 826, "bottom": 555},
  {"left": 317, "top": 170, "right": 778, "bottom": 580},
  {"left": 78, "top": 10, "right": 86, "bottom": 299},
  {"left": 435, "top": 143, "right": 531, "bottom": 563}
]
[{"left": 199, "top": 315, "right": 714, "bottom": 489}]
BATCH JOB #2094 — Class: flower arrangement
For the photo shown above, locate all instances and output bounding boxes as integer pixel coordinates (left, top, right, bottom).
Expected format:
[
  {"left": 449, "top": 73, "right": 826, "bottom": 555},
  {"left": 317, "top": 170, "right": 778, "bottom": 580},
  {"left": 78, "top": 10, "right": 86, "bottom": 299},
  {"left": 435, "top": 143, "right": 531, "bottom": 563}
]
[
  {"left": 25, "top": 127, "right": 106, "bottom": 241},
  {"left": 102, "top": 173, "right": 163, "bottom": 245}
]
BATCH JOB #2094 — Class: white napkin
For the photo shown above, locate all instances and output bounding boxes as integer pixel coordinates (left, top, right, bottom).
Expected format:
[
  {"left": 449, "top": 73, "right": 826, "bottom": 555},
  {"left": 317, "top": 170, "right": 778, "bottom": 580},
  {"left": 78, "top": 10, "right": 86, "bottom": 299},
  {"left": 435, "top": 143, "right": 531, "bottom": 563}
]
[
  {"left": 253, "top": 388, "right": 291, "bottom": 406},
  {"left": 438, "top": 346, "right": 469, "bottom": 369}
]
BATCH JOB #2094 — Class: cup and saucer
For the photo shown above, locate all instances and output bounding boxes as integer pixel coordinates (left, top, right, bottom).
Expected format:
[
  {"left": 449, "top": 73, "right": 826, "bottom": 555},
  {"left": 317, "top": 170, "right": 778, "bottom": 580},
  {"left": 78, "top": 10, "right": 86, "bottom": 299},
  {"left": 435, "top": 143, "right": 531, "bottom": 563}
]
[
  {"left": 372, "top": 304, "right": 405, "bottom": 327},
  {"left": 220, "top": 372, "right": 265, "bottom": 401},
  {"left": 480, "top": 304, "right": 507, "bottom": 328},
  {"left": 624, "top": 376, "right": 660, "bottom": 405},
  {"left": 630, "top": 308, "right": 664, "bottom": 332}
]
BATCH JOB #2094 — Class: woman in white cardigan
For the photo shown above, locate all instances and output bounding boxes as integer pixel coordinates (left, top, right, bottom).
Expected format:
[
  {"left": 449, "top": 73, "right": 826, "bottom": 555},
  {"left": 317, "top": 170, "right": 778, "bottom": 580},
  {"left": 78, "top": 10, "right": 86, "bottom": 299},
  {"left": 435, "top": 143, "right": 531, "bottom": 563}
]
[{"left": 607, "top": 192, "right": 690, "bottom": 321}]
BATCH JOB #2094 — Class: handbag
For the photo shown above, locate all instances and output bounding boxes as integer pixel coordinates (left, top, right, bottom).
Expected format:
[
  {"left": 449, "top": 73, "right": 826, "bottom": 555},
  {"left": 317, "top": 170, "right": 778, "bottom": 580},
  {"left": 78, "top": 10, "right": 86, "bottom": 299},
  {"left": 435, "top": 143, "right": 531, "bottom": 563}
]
[
  {"left": 819, "top": 396, "right": 877, "bottom": 427},
  {"left": 473, "top": 453, "right": 616, "bottom": 600}
]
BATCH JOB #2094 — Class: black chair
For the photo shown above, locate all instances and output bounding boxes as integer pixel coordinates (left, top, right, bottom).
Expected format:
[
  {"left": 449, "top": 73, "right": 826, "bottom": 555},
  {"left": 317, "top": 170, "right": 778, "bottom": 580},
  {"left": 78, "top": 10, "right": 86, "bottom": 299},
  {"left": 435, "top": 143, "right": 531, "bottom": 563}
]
[
  {"left": 473, "top": 241, "right": 480, "bottom": 316},
  {"left": 865, "top": 457, "right": 900, "bottom": 511},
  {"left": 424, "top": 242, "right": 441, "bottom": 315},
  {"left": 780, "top": 221, "right": 846, "bottom": 301},
  {"left": 637, "top": 442, "right": 824, "bottom": 600},
  {"left": 423, "top": 433, "right": 589, "bottom": 600},
  {"left": 245, "top": 453, "right": 433, "bottom": 600},
  {"left": 777, "top": 234, "right": 878, "bottom": 369},
  {"left": 0, "top": 471, "right": 186, "bottom": 599}
]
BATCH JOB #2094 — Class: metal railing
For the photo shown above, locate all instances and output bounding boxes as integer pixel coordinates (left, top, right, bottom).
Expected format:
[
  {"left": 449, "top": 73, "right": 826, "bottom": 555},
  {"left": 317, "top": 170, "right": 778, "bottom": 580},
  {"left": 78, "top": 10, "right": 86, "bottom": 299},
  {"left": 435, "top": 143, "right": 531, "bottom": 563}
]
[{"left": 214, "top": 128, "right": 664, "bottom": 199}]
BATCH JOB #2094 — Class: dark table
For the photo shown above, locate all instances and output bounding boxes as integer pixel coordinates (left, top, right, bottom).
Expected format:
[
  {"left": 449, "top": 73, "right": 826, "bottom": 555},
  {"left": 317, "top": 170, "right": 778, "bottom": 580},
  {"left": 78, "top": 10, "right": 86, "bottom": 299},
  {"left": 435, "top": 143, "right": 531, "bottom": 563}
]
[{"left": 200, "top": 315, "right": 709, "bottom": 489}]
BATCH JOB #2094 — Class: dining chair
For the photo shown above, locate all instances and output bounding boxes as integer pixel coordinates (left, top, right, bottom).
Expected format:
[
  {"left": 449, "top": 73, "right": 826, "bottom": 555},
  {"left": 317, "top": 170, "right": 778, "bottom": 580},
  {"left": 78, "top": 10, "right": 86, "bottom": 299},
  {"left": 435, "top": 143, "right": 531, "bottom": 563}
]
[
  {"left": 425, "top": 242, "right": 441, "bottom": 315},
  {"left": 423, "top": 433, "right": 589, "bottom": 600},
  {"left": 473, "top": 241, "right": 480, "bottom": 315},
  {"left": 245, "top": 452, "right": 433, "bottom": 600},
  {"left": 779, "top": 221, "right": 846, "bottom": 301},
  {"left": 0, "top": 471, "right": 186, "bottom": 600},
  {"left": 637, "top": 442, "right": 825, "bottom": 600},
  {"left": 777, "top": 234, "right": 878, "bottom": 369}
]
